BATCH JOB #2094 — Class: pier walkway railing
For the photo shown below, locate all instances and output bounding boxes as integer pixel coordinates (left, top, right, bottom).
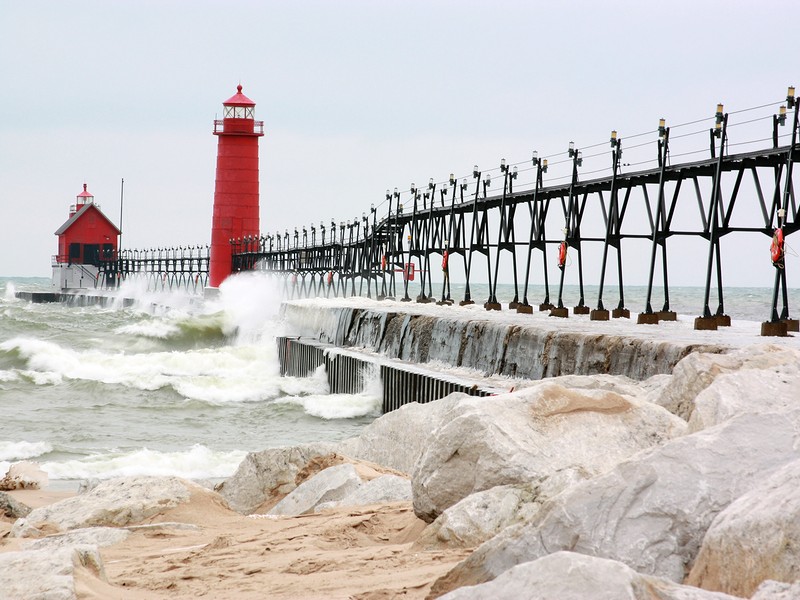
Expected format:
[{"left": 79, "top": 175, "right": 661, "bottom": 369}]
[
  {"left": 96, "top": 245, "right": 210, "bottom": 293},
  {"left": 90, "top": 90, "right": 800, "bottom": 337},
  {"left": 233, "top": 92, "right": 800, "bottom": 337}
]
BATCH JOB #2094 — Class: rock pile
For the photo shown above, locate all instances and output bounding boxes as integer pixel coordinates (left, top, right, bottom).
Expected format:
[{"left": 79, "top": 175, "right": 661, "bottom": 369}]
[{"left": 2, "top": 343, "right": 799, "bottom": 599}]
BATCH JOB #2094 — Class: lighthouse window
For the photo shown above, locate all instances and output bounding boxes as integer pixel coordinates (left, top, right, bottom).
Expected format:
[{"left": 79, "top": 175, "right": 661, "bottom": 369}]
[{"left": 223, "top": 106, "right": 253, "bottom": 119}]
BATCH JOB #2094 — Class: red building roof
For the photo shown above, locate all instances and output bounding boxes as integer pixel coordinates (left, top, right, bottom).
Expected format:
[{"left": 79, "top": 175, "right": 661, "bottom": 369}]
[{"left": 54, "top": 203, "right": 121, "bottom": 236}]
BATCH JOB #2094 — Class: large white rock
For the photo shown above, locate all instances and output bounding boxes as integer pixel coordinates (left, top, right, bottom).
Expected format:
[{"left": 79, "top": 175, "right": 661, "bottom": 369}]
[
  {"left": 415, "top": 484, "right": 540, "bottom": 550},
  {"left": 337, "top": 393, "right": 466, "bottom": 474},
  {"left": 316, "top": 474, "right": 411, "bottom": 511},
  {"left": 688, "top": 369, "right": 800, "bottom": 432},
  {"left": 0, "top": 545, "right": 106, "bottom": 600},
  {"left": 656, "top": 345, "right": 800, "bottom": 421},
  {"left": 417, "top": 468, "right": 587, "bottom": 550},
  {"left": 545, "top": 372, "right": 664, "bottom": 398},
  {"left": 24, "top": 526, "right": 130, "bottom": 551},
  {"left": 687, "top": 459, "right": 800, "bottom": 596},
  {"left": 750, "top": 580, "right": 800, "bottom": 600},
  {"left": 268, "top": 463, "right": 363, "bottom": 516},
  {"left": 430, "top": 409, "right": 800, "bottom": 597},
  {"left": 218, "top": 441, "right": 338, "bottom": 514},
  {"left": 0, "top": 460, "right": 49, "bottom": 490},
  {"left": 412, "top": 382, "right": 686, "bottom": 522},
  {"left": 1, "top": 490, "right": 31, "bottom": 518},
  {"left": 438, "top": 551, "right": 743, "bottom": 600},
  {"left": 12, "top": 476, "right": 201, "bottom": 537}
]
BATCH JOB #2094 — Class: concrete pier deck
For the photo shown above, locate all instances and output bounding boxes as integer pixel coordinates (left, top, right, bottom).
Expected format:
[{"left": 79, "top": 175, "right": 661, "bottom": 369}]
[
  {"left": 15, "top": 290, "right": 135, "bottom": 307},
  {"left": 280, "top": 297, "right": 800, "bottom": 384}
]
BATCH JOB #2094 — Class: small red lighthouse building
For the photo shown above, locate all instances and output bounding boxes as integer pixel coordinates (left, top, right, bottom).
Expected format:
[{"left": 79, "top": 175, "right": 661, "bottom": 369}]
[
  {"left": 209, "top": 85, "right": 265, "bottom": 287},
  {"left": 52, "top": 183, "right": 120, "bottom": 289}
]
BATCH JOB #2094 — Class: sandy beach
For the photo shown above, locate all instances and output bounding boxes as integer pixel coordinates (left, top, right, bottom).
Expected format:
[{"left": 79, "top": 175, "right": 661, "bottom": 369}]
[
  {"left": 2, "top": 485, "right": 468, "bottom": 600},
  {"left": 5, "top": 335, "right": 800, "bottom": 600}
]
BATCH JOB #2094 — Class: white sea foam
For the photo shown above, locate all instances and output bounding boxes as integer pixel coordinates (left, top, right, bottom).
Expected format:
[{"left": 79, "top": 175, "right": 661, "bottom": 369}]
[
  {"left": 0, "top": 440, "right": 53, "bottom": 461},
  {"left": 274, "top": 391, "right": 382, "bottom": 420},
  {"left": 115, "top": 319, "right": 180, "bottom": 339},
  {"left": 274, "top": 364, "right": 382, "bottom": 419},
  {"left": 0, "top": 369, "right": 19, "bottom": 382},
  {"left": 3, "top": 281, "right": 17, "bottom": 302},
  {"left": 1, "top": 336, "right": 287, "bottom": 402},
  {"left": 215, "top": 272, "right": 286, "bottom": 344},
  {"left": 112, "top": 278, "right": 201, "bottom": 313},
  {"left": 19, "top": 369, "right": 63, "bottom": 385},
  {"left": 41, "top": 444, "right": 246, "bottom": 480}
]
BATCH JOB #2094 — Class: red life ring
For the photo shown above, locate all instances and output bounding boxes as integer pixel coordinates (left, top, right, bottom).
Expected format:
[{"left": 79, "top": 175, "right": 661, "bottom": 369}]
[
  {"left": 441, "top": 250, "right": 449, "bottom": 271},
  {"left": 327, "top": 271, "right": 333, "bottom": 285},
  {"left": 771, "top": 228, "right": 785, "bottom": 266},
  {"left": 558, "top": 241, "right": 568, "bottom": 269},
  {"left": 381, "top": 255, "right": 387, "bottom": 270}
]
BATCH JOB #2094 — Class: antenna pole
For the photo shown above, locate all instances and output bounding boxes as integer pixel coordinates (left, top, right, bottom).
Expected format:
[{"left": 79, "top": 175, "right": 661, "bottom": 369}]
[{"left": 119, "top": 178, "right": 124, "bottom": 252}]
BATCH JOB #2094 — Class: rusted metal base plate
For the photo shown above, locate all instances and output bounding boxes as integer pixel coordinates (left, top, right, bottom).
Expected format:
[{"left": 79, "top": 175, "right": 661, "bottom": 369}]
[
  {"left": 637, "top": 312, "right": 660, "bottom": 325},
  {"left": 761, "top": 321, "right": 788, "bottom": 337},
  {"left": 694, "top": 316, "right": 718, "bottom": 331}
]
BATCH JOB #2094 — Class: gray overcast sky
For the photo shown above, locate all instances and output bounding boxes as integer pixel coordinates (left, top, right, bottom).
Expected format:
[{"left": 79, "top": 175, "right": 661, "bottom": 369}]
[{"left": 1, "top": 0, "right": 797, "bottom": 286}]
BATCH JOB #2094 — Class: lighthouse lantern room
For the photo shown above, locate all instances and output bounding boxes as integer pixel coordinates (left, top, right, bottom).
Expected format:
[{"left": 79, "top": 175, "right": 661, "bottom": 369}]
[
  {"left": 209, "top": 84, "right": 265, "bottom": 287},
  {"left": 52, "top": 183, "right": 120, "bottom": 290}
]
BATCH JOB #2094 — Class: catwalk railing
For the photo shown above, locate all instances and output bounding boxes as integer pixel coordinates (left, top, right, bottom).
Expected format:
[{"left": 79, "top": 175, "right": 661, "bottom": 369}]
[
  {"left": 96, "top": 246, "right": 210, "bottom": 293},
  {"left": 232, "top": 94, "right": 800, "bottom": 336}
]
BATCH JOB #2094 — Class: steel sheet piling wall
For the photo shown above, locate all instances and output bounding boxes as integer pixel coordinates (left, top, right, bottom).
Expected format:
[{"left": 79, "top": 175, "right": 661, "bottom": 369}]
[{"left": 277, "top": 336, "right": 491, "bottom": 413}]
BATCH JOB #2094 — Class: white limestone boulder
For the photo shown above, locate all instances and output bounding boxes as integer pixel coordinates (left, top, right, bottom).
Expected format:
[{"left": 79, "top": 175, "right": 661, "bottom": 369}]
[
  {"left": 337, "top": 393, "right": 466, "bottom": 474},
  {"left": 429, "top": 409, "right": 800, "bottom": 597},
  {"left": 268, "top": 463, "right": 363, "bottom": 516},
  {"left": 686, "top": 459, "right": 800, "bottom": 596},
  {"left": 0, "top": 545, "right": 106, "bottom": 600},
  {"left": 546, "top": 372, "right": 665, "bottom": 398},
  {"left": 316, "top": 473, "right": 411, "bottom": 511},
  {"left": 218, "top": 441, "right": 338, "bottom": 514},
  {"left": 417, "top": 468, "right": 587, "bottom": 550},
  {"left": 415, "top": 484, "right": 539, "bottom": 550},
  {"left": 0, "top": 460, "right": 49, "bottom": 490},
  {"left": 656, "top": 345, "right": 800, "bottom": 421},
  {"left": 438, "top": 551, "right": 743, "bottom": 600},
  {"left": 412, "top": 382, "right": 686, "bottom": 522},
  {"left": 12, "top": 476, "right": 202, "bottom": 537},
  {"left": 1, "top": 490, "right": 31, "bottom": 518},
  {"left": 24, "top": 526, "right": 130, "bottom": 551},
  {"left": 750, "top": 580, "right": 800, "bottom": 599},
  {"left": 688, "top": 369, "right": 800, "bottom": 432}
]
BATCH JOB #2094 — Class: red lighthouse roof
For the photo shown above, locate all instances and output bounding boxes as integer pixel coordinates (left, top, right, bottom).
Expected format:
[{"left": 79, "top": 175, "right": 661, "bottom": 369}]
[
  {"left": 223, "top": 84, "right": 255, "bottom": 107},
  {"left": 76, "top": 183, "right": 93, "bottom": 201}
]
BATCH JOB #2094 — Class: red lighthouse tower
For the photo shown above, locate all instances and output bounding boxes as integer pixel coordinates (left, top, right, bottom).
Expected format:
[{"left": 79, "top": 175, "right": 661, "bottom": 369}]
[{"left": 209, "top": 85, "right": 264, "bottom": 287}]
